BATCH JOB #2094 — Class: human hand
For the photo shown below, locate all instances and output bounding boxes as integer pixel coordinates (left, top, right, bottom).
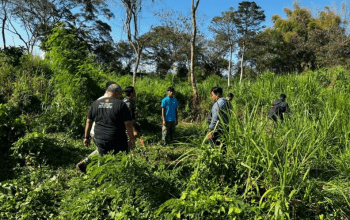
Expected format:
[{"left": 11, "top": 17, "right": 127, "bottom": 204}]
[
  {"left": 133, "top": 131, "right": 139, "bottom": 138},
  {"left": 162, "top": 120, "right": 166, "bottom": 126},
  {"left": 83, "top": 138, "right": 90, "bottom": 147},
  {"left": 139, "top": 138, "right": 145, "bottom": 146},
  {"left": 207, "top": 133, "right": 212, "bottom": 139}
]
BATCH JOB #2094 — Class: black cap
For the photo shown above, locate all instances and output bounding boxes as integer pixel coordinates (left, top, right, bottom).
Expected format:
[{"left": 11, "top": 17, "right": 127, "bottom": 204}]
[
  {"left": 167, "top": 87, "right": 175, "bottom": 92},
  {"left": 124, "top": 86, "right": 135, "bottom": 96},
  {"left": 124, "top": 86, "right": 135, "bottom": 93}
]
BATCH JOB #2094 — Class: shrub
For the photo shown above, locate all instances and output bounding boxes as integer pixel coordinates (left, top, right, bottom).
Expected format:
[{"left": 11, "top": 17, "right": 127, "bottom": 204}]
[
  {"left": 11, "top": 132, "right": 90, "bottom": 167},
  {"left": 0, "top": 46, "right": 26, "bottom": 67},
  {"left": 58, "top": 153, "right": 186, "bottom": 219}
]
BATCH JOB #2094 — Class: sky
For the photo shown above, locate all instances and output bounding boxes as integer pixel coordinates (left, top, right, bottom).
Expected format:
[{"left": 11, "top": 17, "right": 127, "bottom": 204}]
[
  {"left": 108, "top": 0, "right": 347, "bottom": 41},
  {"left": 2, "top": 0, "right": 348, "bottom": 56}
]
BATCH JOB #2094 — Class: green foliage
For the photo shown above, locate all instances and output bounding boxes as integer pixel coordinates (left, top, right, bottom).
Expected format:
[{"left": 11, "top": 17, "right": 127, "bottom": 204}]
[
  {"left": 0, "top": 166, "right": 74, "bottom": 219},
  {"left": 2, "top": 63, "right": 350, "bottom": 219},
  {"left": 40, "top": 24, "right": 107, "bottom": 136},
  {"left": 0, "top": 46, "right": 26, "bottom": 67},
  {"left": 0, "top": 103, "right": 25, "bottom": 148},
  {"left": 0, "top": 103, "right": 26, "bottom": 181},
  {"left": 44, "top": 24, "right": 105, "bottom": 105},
  {"left": 58, "top": 153, "right": 187, "bottom": 219},
  {"left": 252, "top": 4, "right": 350, "bottom": 73},
  {"left": 11, "top": 132, "right": 90, "bottom": 167}
]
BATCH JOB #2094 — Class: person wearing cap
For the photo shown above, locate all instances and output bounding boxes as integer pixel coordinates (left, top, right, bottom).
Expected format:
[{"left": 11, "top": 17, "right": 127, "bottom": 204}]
[
  {"left": 77, "top": 83, "right": 135, "bottom": 173},
  {"left": 161, "top": 87, "right": 179, "bottom": 145},
  {"left": 123, "top": 86, "right": 144, "bottom": 145},
  {"left": 268, "top": 94, "right": 291, "bottom": 122},
  {"left": 90, "top": 81, "right": 117, "bottom": 138}
]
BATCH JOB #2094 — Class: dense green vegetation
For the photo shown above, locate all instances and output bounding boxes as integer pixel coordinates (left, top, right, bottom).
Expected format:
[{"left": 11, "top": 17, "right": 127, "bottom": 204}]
[{"left": 1, "top": 46, "right": 350, "bottom": 219}]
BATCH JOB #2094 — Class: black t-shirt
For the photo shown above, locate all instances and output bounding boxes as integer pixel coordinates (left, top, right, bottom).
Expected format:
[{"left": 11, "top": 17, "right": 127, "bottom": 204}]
[
  {"left": 123, "top": 97, "right": 136, "bottom": 121},
  {"left": 268, "top": 99, "right": 290, "bottom": 120},
  {"left": 88, "top": 97, "right": 132, "bottom": 143}
]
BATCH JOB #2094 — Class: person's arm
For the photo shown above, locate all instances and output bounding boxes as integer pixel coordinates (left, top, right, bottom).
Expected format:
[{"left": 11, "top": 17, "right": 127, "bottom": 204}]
[
  {"left": 175, "top": 108, "right": 178, "bottom": 125},
  {"left": 209, "top": 103, "right": 219, "bottom": 131},
  {"left": 126, "top": 101, "right": 138, "bottom": 136},
  {"left": 161, "top": 107, "right": 166, "bottom": 126},
  {"left": 125, "top": 121, "right": 136, "bottom": 149},
  {"left": 208, "top": 106, "right": 216, "bottom": 139},
  {"left": 83, "top": 119, "right": 93, "bottom": 147},
  {"left": 120, "top": 103, "right": 135, "bottom": 149}
]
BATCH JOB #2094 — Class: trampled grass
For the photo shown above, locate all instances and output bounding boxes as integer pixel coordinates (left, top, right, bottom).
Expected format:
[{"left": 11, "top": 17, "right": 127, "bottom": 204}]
[{"left": 1, "top": 64, "right": 350, "bottom": 219}]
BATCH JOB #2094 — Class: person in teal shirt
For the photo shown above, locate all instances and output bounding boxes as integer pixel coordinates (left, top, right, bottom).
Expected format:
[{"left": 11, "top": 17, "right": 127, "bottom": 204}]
[{"left": 161, "top": 87, "right": 178, "bottom": 145}]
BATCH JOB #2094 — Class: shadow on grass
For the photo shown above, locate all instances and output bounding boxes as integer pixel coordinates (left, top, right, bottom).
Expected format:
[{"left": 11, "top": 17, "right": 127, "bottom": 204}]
[{"left": 10, "top": 133, "right": 92, "bottom": 171}]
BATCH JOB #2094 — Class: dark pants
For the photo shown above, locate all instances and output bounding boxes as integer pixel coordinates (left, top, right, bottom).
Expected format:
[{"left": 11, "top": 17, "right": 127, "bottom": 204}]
[
  {"left": 82, "top": 138, "right": 128, "bottom": 164},
  {"left": 94, "top": 138, "right": 129, "bottom": 155},
  {"left": 210, "top": 131, "right": 226, "bottom": 154},
  {"left": 162, "top": 121, "right": 176, "bottom": 144}
]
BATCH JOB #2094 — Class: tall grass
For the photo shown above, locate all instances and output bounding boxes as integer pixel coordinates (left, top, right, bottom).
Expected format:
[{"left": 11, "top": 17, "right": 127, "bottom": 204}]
[{"left": 2, "top": 54, "right": 350, "bottom": 219}]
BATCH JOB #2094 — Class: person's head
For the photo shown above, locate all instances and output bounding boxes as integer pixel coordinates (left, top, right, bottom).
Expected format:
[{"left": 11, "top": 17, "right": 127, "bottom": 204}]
[
  {"left": 211, "top": 87, "right": 223, "bottom": 102},
  {"left": 227, "top": 93, "right": 233, "bottom": 101},
  {"left": 124, "top": 86, "right": 136, "bottom": 100},
  {"left": 105, "top": 81, "right": 117, "bottom": 90},
  {"left": 167, "top": 87, "right": 175, "bottom": 97},
  {"left": 279, "top": 94, "right": 287, "bottom": 101},
  {"left": 106, "top": 83, "right": 123, "bottom": 99}
]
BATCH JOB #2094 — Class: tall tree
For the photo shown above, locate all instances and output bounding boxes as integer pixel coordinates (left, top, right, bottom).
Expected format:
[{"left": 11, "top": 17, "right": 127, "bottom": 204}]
[
  {"left": 0, "top": 0, "right": 10, "bottom": 49},
  {"left": 252, "top": 3, "right": 350, "bottom": 73},
  {"left": 117, "top": 0, "right": 154, "bottom": 86},
  {"left": 6, "top": 0, "right": 113, "bottom": 54},
  {"left": 209, "top": 7, "right": 236, "bottom": 87},
  {"left": 141, "top": 25, "right": 192, "bottom": 76},
  {"left": 234, "top": 1, "right": 265, "bottom": 83},
  {"left": 154, "top": 9, "right": 194, "bottom": 78},
  {"left": 197, "top": 39, "right": 229, "bottom": 77},
  {"left": 190, "top": 0, "right": 200, "bottom": 108}
]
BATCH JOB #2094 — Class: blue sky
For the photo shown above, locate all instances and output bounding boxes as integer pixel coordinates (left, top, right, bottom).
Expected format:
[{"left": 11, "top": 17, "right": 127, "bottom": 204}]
[
  {"left": 2, "top": 0, "right": 347, "bottom": 55},
  {"left": 109, "top": 0, "right": 347, "bottom": 41}
]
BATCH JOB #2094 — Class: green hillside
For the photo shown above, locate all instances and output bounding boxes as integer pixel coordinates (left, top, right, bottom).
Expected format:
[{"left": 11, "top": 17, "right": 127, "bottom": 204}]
[{"left": 1, "top": 54, "right": 350, "bottom": 219}]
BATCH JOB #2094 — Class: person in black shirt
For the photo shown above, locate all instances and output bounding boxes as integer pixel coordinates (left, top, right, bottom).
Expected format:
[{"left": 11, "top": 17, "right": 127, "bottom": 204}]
[
  {"left": 77, "top": 83, "right": 135, "bottom": 173},
  {"left": 123, "top": 86, "right": 144, "bottom": 146},
  {"left": 268, "top": 94, "right": 291, "bottom": 122}
]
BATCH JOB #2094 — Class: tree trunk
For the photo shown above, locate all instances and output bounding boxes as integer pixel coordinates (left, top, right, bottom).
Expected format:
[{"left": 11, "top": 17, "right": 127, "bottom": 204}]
[
  {"left": 191, "top": 0, "right": 200, "bottom": 109},
  {"left": 239, "top": 42, "right": 245, "bottom": 83},
  {"left": 2, "top": 7, "right": 6, "bottom": 49},
  {"left": 133, "top": 51, "right": 140, "bottom": 87},
  {"left": 228, "top": 45, "right": 232, "bottom": 87}
]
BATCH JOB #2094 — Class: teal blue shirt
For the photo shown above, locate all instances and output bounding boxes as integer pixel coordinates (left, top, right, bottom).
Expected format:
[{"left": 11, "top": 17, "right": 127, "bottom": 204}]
[{"left": 161, "top": 96, "right": 178, "bottom": 122}]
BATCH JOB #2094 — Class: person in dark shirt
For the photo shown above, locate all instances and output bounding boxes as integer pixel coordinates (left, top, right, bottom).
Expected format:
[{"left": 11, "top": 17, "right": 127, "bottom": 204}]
[
  {"left": 123, "top": 86, "right": 144, "bottom": 146},
  {"left": 77, "top": 83, "right": 135, "bottom": 173},
  {"left": 268, "top": 94, "right": 291, "bottom": 122}
]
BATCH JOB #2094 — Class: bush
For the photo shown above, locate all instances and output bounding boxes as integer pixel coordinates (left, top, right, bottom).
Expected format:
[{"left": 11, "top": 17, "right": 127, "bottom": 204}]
[
  {"left": 58, "top": 153, "right": 186, "bottom": 219},
  {"left": 11, "top": 132, "right": 90, "bottom": 167},
  {"left": 0, "top": 46, "right": 26, "bottom": 67}
]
